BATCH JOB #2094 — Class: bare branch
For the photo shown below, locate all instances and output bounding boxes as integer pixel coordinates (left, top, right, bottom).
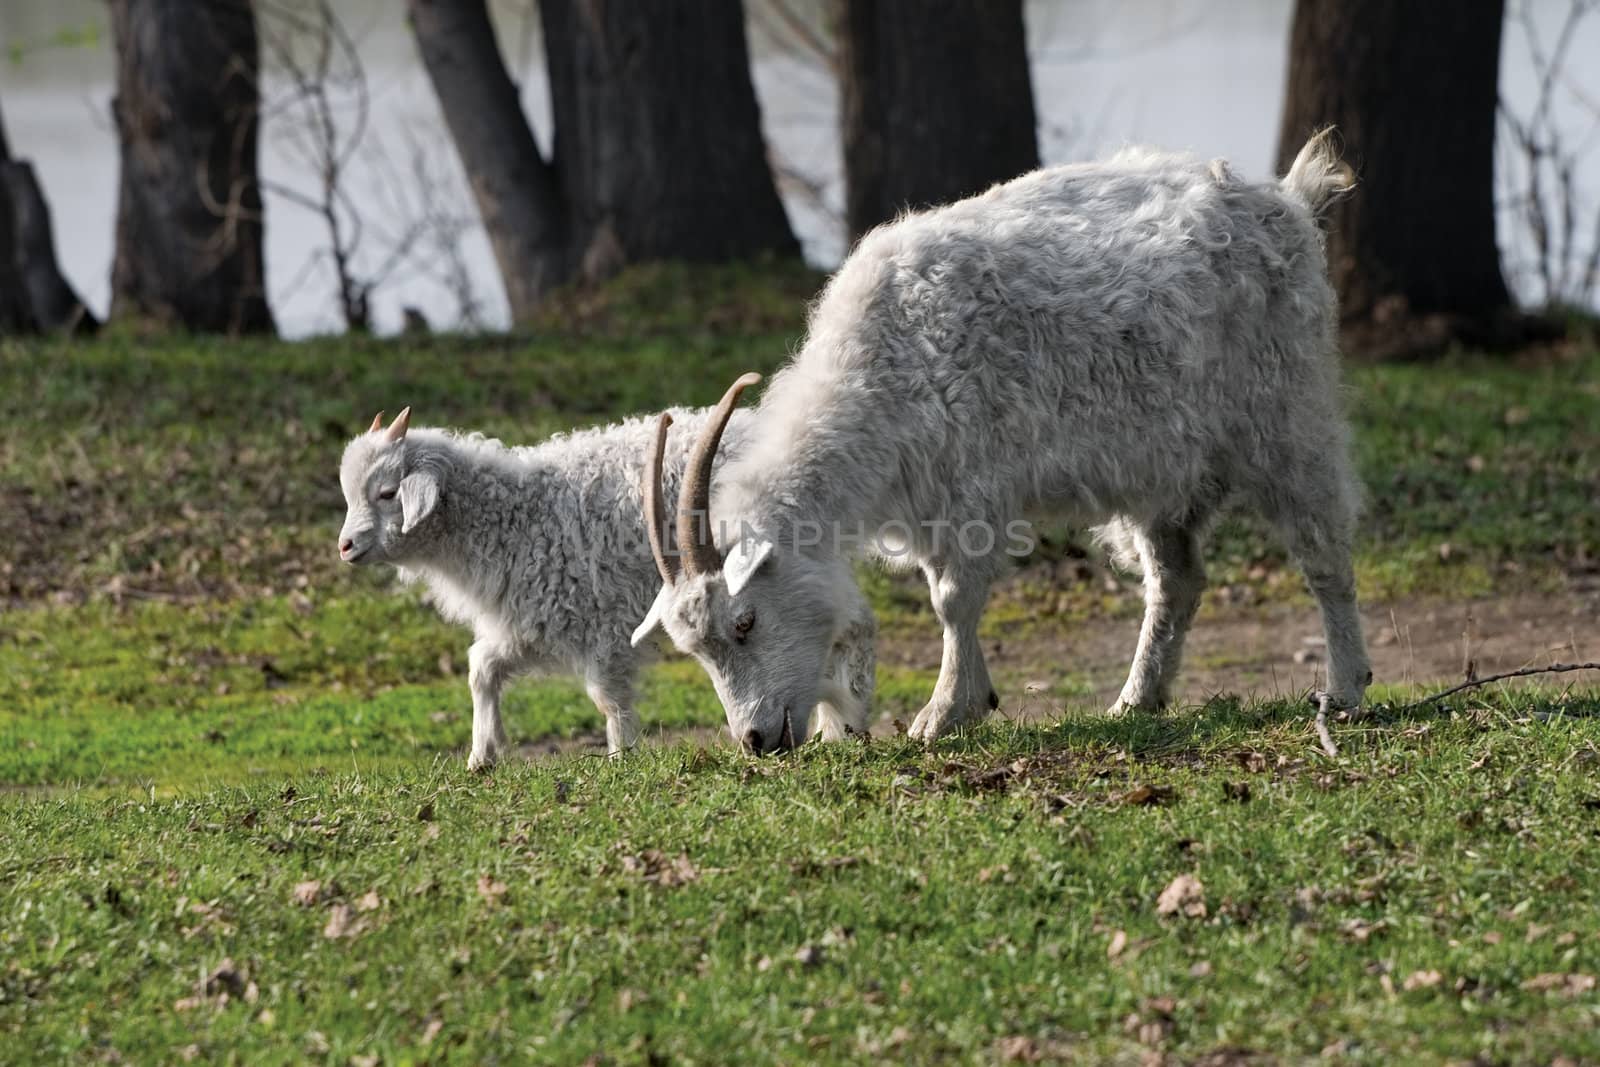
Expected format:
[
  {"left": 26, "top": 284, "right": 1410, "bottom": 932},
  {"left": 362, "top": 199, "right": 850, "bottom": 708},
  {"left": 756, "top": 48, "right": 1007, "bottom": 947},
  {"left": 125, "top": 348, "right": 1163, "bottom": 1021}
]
[{"left": 1401, "top": 662, "right": 1600, "bottom": 712}]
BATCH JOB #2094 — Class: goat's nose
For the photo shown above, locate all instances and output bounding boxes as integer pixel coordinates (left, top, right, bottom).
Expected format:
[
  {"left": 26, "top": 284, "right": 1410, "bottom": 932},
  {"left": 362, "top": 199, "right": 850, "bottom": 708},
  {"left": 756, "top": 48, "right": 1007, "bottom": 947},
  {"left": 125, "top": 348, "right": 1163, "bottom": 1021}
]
[
  {"left": 339, "top": 538, "right": 354, "bottom": 555},
  {"left": 742, "top": 728, "right": 765, "bottom": 755}
]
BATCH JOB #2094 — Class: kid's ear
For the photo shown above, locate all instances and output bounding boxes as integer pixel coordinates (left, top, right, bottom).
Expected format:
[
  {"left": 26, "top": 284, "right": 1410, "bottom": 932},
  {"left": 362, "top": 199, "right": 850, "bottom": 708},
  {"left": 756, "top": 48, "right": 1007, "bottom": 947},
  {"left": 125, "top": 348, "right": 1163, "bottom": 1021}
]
[
  {"left": 724, "top": 537, "right": 774, "bottom": 597},
  {"left": 631, "top": 584, "right": 673, "bottom": 647},
  {"left": 398, "top": 469, "right": 439, "bottom": 533}
]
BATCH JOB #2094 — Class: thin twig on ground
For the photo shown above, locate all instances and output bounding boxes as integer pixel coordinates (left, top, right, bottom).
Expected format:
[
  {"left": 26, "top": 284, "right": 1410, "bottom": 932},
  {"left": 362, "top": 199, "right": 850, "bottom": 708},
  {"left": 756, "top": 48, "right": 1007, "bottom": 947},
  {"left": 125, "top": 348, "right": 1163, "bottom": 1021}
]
[
  {"left": 1313, "top": 661, "right": 1600, "bottom": 758},
  {"left": 1398, "top": 661, "right": 1600, "bottom": 713}
]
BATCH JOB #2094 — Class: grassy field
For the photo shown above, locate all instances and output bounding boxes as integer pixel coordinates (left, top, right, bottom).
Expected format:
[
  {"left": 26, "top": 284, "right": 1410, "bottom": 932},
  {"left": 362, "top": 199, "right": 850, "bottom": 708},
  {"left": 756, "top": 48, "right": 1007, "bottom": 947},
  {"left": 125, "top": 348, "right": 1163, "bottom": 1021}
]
[{"left": 3, "top": 266, "right": 1599, "bottom": 1062}]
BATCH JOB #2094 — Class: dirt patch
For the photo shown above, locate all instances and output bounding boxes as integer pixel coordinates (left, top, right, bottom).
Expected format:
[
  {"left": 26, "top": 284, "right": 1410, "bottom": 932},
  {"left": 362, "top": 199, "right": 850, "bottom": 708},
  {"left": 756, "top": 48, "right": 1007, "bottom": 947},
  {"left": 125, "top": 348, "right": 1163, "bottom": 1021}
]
[
  {"left": 518, "top": 588, "right": 1600, "bottom": 762},
  {"left": 882, "top": 588, "right": 1600, "bottom": 716}
]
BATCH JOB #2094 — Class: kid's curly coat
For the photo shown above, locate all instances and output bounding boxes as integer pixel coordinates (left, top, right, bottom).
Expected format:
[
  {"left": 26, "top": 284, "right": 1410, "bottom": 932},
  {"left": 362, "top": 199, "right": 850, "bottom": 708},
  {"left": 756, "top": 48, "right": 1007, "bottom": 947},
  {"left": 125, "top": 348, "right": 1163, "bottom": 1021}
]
[{"left": 338, "top": 408, "right": 875, "bottom": 769}]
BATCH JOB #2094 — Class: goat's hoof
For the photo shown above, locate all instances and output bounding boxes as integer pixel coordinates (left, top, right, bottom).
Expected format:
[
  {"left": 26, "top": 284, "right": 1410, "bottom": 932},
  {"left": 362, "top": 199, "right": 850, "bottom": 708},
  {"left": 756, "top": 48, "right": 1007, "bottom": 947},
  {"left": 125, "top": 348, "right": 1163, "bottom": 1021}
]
[
  {"left": 466, "top": 750, "right": 500, "bottom": 773},
  {"left": 908, "top": 696, "right": 989, "bottom": 742},
  {"left": 1310, "top": 690, "right": 1369, "bottom": 722},
  {"left": 1105, "top": 699, "right": 1158, "bottom": 718}
]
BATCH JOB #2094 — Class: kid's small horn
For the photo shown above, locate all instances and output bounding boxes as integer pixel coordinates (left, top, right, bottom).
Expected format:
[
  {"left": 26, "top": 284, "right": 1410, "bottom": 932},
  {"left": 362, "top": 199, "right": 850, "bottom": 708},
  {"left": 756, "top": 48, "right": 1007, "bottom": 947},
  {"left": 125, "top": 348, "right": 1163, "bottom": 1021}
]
[{"left": 368, "top": 411, "right": 385, "bottom": 432}]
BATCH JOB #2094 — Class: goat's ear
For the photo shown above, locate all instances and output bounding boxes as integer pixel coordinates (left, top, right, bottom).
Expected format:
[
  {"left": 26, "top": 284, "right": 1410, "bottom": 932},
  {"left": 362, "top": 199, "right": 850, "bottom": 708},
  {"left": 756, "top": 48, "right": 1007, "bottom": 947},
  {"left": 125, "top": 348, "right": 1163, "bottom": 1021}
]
[
  {"left": 724, "top": 537, "right": 774, "bottom": 598},
  {"left": 630, "top": 584, "right": 673, "bottom": 647},
  {"left": 398, "top": 469, "right": 439, "bottom": 533}
]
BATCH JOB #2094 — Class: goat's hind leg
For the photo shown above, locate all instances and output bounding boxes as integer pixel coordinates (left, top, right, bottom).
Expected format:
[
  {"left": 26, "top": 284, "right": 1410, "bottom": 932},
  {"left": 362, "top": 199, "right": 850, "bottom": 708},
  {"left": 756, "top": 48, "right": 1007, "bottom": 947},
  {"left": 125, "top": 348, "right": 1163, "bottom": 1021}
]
[
  {"left": 1108, "top": 520, "right": 1207, "bottom": 716},
  {"left": 586, "top": 659, "right": 642, "bottom": 756},
  {"left": 1257, "top": 456, "right": 1371, "bottom": 712}
]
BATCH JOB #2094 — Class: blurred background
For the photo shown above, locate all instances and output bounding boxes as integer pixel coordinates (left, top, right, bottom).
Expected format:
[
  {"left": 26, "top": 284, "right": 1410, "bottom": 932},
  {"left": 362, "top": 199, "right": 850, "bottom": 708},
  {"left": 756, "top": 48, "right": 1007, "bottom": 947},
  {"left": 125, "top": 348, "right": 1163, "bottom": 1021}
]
[{"left": 1, "top": 0, "right": 1597, "bottom": 343}]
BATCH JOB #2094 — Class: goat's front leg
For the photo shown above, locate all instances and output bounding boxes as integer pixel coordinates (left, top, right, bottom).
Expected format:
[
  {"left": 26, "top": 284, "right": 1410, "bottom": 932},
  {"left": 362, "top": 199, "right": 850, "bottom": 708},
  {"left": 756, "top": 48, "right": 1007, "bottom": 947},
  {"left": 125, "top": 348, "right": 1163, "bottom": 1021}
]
[
  {"left": 909, "top": 559, "right": 997, "bottom": 742},
  {"left": 814, "top": 596, "right": 878, "bottom": 740},
  {"left": 467, "top": 639, "right": 514, "bottom": 771},
  {"left": 585, "top": 663, "right": 641, "bottom": 756}
]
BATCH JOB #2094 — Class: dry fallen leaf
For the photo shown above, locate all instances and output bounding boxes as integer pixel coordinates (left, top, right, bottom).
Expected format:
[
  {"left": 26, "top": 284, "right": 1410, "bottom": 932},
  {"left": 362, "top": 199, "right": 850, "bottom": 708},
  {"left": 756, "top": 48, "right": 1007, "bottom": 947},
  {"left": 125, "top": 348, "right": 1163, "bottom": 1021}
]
[
  {"left": 620, "top": 850, "right": 700, "bottom": 887},
  {"left": 356, "top": 890, "right": 381, "bottom": 913},
  {"left": 1121, "top": 784, "right": 1176, "bottom": 807},
  {"left": 290, "top": 881, "right": 322, "bottom": 907},
  {"left": 1340, "top": 918, "right": 1386, "bottom": 943},
  {"left": 1521, "top": 973, "right": 1596, "bottom": 997},
  {"left": 181, "top": 899, "right": 234, "bottom": 939},
  {"left": 322, "top": 903, "right": 368, "bottom": 940},
  {"left": 1122, "top": 1009, "right": 1173, "bottom": 1046},
  {"left": 476, "top": 874, "right": 509, "bottom": 904},
  {"left": 1156, "top": 873, "right": 1207, "bottom": 918},
  {"left": 420, "top": 1018, "right": 443, "bottom": 1046},
  {"left": 1107, "top": 929, "right": 1128, "bottom": 959},
  {"left": 203, "top": 958, "right": 246, "bottom": 998},
  {"left": 996, "top": 1035, "right": 1042, "bottom": 1063},
  {"left": 1402, "top": 970, "right": 1443, "bottom": 991},
  {"left": 1189, "top": 960, "right": 1213, "bottom": 978}
]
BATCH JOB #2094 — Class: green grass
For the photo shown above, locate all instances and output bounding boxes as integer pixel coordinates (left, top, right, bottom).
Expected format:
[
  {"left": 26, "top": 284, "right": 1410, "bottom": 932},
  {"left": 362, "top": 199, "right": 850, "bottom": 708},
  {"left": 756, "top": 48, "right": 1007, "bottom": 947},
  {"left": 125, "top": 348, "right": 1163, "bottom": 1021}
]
[
  {"left": 6, "top": 699, "right": 1600, "bottom": 1063},
  {"left": 2, "top": 267, "right": 1596, "bottom": 610},
  {"left": 3, "top": 265, "right": 1599, "bottom": 1061}
]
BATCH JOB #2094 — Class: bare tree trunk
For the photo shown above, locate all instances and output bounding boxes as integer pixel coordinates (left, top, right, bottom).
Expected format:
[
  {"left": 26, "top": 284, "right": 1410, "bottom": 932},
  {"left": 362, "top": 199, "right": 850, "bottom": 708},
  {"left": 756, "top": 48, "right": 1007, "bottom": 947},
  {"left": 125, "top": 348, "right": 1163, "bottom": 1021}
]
[
  {"left": 109, "top": 0, "right": 274, "bottom": 335},
  {"left": 1276, "top": 0, "right": 1511, "bottom": 332},
  {"left": 0, "top": 104, "right": 33, "bottom": 333},
  {"left": 541, "top": 0, "right": 799, "bottom": 274},
  {"left": 834, "top": 0, "right": 1039, "bottom": 239},
  {"left": 409, "top": 0, "right": 798, "bottom": 322},
  {"left": 407, "top": 0, "right": 569, "bottom": 323},
  {"left": 0, "top": 183, "right": 29, "bottom": 333},
  {"left": 0, "top": 96, "right": 95, "bottom": 334}
]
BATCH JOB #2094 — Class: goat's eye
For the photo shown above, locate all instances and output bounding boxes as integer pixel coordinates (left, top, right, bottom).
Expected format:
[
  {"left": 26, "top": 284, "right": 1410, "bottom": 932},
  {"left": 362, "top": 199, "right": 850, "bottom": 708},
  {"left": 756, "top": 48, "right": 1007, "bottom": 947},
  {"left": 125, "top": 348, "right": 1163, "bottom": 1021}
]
[
  {"left": 377, "top": 487, "right": 398, "bottom": 501},
  {"left": 733, "top": 610, "right": 756, "bottom": 643}
]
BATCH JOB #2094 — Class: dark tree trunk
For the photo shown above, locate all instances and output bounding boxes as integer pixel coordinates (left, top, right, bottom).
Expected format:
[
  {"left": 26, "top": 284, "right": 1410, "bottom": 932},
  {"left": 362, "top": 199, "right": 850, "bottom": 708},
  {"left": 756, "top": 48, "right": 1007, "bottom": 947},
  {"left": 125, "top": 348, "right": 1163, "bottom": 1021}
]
[
  {"left": 540, "top": 0, "right": 798, "bottom": 274},
  {"left": 109, "top": 0, "right": 274, "bottom": 335},
  {"left": 835, "top": 0, "right": 1040, "bottom": 239},
  {"left": 0, "top": 178, "right": 29, "bottom": 333},
  {"left": 1276, "top": 0, "right": 1511, "bottom": 326},
  {"left": 407, "top": 0, "right": 569, "bottom": 323},
  {"left": 0, "top": 96, "right": 95, "bottom": 334},
  {"left": 409, "top": 0, "right": 797, "bottom": 323},
  {"left": 0, "top": 105, "right": 31, "bottom": 333}
]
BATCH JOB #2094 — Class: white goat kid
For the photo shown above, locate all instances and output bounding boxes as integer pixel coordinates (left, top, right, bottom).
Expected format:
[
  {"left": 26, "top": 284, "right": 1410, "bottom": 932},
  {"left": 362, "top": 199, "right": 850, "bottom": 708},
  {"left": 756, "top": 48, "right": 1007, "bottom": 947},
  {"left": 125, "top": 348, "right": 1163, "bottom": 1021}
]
[
  {"left": 633, "top": 132, "right": 1372, "bottom": 753},
  {"left": 338, "top": 408, "right": 876, "bottom": 769}
]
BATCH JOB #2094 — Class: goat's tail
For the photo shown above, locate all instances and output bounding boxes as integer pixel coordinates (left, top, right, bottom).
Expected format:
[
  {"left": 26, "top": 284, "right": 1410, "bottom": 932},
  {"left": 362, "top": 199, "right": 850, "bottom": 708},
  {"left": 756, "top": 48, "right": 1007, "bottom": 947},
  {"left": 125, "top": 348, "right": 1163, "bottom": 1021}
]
[{"left": 1280, "top": 127, "right": 1355, "bottom": 216}]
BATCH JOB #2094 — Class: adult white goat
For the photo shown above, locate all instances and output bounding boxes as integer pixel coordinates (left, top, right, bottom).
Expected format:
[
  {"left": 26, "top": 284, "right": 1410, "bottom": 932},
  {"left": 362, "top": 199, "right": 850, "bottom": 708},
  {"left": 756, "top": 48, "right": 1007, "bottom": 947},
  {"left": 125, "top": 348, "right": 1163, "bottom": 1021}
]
[
  {"left": 338, "top": 408, "right": 876, "bottom": 769},
  {"left": 633, "top": 132, "right": 1372, "bottom": 753}
]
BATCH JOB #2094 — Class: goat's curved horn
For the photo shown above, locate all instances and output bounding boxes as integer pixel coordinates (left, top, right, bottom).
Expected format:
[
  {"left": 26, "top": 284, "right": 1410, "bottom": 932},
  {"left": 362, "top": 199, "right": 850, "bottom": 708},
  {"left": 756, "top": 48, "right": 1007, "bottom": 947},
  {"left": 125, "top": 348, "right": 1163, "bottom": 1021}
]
[
  {"left": 643, "top": 412, "right": 678, "bottom": 585},
  {"left": 368, "top": 411, "right": 385, "bottom": 433},
  {"left": 678, "top": 372, "right": 761, "bottom": 577},
  {"left": 385, "top": 407, "right": 411, "bottom": 442}
]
